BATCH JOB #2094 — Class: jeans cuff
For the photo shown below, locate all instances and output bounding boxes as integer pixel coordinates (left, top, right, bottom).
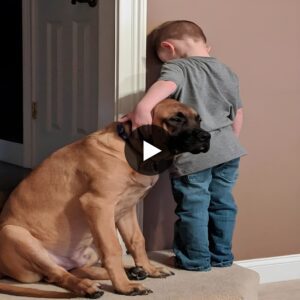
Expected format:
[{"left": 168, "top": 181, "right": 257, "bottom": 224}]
[
  {"left": 175, "top": 259, "right": 211, "bottom": 272},
  {"left": 211, "top": 261, "right": 233, "bottom": 267}
]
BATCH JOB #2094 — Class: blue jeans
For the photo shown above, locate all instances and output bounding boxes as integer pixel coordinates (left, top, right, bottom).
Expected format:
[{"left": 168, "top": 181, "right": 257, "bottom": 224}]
[{"left": 170, "top": 158, "right": 240, "bottom": 271}]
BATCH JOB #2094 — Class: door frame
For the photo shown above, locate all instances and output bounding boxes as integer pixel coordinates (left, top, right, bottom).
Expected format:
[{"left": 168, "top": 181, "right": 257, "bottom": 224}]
[{"left": 21, "top": 0, "right": 147, "bottom": 168}]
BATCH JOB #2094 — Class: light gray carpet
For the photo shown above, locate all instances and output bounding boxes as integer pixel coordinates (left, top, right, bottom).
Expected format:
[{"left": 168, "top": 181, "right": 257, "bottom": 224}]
[
  {"left": 0, "top": 250, "right": 259, "bottom": 300},
  {"left": 259, "top": 279, "right": 300, "bottom": 300}
]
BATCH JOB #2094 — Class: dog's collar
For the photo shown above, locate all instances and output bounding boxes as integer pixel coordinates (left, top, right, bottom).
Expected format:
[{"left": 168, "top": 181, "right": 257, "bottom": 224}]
[
  {"left": 117, "top": 123, "right": 129, "bottom": 141},
  {"left": 117, "top": 122, "right": 143, "bottom": 157}
]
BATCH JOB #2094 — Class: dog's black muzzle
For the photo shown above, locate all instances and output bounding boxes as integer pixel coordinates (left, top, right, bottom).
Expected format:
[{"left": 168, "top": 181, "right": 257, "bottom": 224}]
[{"left": 168, "top": 128, "right": 211, "bottom": 155}]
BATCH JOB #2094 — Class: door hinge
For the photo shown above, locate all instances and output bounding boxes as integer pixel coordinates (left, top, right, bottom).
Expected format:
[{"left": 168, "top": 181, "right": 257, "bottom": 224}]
[{"left": 32, "top": 102, "right": 37, "bottom": 120}]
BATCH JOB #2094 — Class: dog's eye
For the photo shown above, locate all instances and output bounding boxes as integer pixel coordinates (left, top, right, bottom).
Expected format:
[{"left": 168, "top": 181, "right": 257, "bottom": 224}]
[
  {"left": 170, "top": 117, "right": 183, "bottom": 122},
  {"left": 195, "top": 115, "right": 201, "bottom": 123},
  {"left": 169, "top": 112, "right": 186, "bottom": 123},
  {"left": 166, "top": 113, "right": 187, "bottom": 128}
]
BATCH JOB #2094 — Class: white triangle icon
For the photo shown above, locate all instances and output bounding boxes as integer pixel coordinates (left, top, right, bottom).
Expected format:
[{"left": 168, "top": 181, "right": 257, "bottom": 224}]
[{"left": 143, "top": 140, "right": 162, "bottom": 161}]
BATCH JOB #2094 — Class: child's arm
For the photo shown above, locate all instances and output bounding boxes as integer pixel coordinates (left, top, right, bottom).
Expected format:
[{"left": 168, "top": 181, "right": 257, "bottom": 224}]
[
  {"left": 120, "top": 80, "right": 177, "bottom": 129},
  {"left": 232, "top": 108, "right": 243, "bottom": 137}
]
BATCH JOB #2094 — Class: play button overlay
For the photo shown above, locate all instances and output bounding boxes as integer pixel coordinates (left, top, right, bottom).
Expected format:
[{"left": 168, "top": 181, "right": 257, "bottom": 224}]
[
  {"left": 143, "top": 140, "right": 161, "bottom": 161},
  {"left": 123, "top": 125, "right": 173, "bottom": 176}
]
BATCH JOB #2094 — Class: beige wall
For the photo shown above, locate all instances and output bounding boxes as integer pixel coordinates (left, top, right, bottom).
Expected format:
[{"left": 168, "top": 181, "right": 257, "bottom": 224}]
[{"left": 144, "top": 0, "right": 300, "bottom": 260}]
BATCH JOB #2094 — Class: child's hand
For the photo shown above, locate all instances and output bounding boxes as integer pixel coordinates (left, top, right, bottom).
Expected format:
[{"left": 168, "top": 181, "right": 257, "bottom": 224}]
[
  {"left": 118, "top": 80, "right": 177, "bottom": 130},
  {"left": 119, "top": 105, "right": 152, "bottom": 130}
]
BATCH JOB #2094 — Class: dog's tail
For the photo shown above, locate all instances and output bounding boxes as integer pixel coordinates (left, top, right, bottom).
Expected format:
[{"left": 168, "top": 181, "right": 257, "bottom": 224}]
[{"left": 0, "top": 282, "right": 76, "bottom": 298}]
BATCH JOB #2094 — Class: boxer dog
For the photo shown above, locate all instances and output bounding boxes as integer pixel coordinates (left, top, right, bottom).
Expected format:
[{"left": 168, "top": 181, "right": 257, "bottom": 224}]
[{"left": 0, "top": 99, "right": 210, "bottom": 298}]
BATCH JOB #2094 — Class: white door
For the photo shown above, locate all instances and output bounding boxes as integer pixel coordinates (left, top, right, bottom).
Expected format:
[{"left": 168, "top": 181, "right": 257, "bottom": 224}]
[{"left": 32, "top": 0, "right": 100, "bottom": 165}]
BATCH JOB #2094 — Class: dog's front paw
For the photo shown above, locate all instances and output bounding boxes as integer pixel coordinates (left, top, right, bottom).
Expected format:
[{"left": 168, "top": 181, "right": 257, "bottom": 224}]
[
  {"left": 115, "top": 282, "right": 153, "bottom": 296},
  {"left": 134, "top": 264, "right": 175, "bottom": 279},
  {"left": 147, "top": 266, "right": 175, "bottom": 278},
  {"left": 125, "top": 266, "right": 148, "bottom": 281}
]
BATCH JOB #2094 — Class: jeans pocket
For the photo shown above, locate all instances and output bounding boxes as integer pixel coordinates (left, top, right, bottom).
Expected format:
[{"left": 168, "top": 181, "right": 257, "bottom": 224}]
[
  {"left": 216, "top": 158, "right": 240, "bottom": 183},
  {"left": 183, "top": 169, "right": 212, "bottom": 184}
]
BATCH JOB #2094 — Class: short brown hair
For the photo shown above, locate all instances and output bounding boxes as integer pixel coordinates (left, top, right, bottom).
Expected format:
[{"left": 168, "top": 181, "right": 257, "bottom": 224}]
[{"left": 151, "top": 20, "right": 207, "bottom": 52}]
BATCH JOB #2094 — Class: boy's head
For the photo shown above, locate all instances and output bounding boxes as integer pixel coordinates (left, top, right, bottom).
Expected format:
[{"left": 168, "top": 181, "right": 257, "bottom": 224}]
[{"left": 151, "top": 20, "right": 209, "bottom": 62}]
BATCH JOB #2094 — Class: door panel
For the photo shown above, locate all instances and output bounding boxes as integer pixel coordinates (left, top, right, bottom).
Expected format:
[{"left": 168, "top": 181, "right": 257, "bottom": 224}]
[{"left": 34, "top": 0, "right": 99, "bottom": 165}]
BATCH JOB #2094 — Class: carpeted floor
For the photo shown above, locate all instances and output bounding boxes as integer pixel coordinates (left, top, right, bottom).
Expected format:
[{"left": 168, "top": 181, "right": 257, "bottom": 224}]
[
  {"left": 0, "top": 251, "right": 259, "bottom": 300},
  {"left": 259, "top": 279, "right": 300, "bottom": 300}
]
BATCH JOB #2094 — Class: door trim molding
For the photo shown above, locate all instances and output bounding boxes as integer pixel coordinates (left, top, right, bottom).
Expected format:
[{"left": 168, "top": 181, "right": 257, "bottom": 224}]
[
  {"left": 116, "top": 0, "right": 147, "bottom": 119},
  {"left": 116, "top": 0, "right": 147, "bottom": 231}
]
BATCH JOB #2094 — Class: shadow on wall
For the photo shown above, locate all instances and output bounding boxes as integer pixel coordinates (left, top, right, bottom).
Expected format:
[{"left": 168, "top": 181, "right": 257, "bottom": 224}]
[
  {"left": 117, "top": 32, "right": 161, "bottom": 118},
  {"left": 143, "top": 31, "right": 177, "bottom": 251},
  {"left": 143, "top": 172, "right": 177, "bottom": 251},
  {"left": 145, "top": 31, "right": 163, "bottom": 88}
]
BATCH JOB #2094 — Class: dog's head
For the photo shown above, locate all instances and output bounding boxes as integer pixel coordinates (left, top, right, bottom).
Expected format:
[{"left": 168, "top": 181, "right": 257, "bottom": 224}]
[{"left": 152, "top": 99, "right": 211, "bottom": 154}]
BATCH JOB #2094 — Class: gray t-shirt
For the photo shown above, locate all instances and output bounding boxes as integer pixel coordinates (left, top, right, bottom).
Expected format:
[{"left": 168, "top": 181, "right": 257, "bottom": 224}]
[{"left": 158, "top": 56, "right": 247, "bottom": 176}]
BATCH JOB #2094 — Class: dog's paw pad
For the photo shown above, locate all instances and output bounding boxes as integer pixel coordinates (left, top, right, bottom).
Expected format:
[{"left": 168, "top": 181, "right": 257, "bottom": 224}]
[
  {"left": 86, "top": 291, "right": 104, "bottom": 299},
  {"left": 126, "top": 266, "right": 148, "bottom": 281},
  {"left": 129, "top": 288, "right": 153, "bottom": 296}
]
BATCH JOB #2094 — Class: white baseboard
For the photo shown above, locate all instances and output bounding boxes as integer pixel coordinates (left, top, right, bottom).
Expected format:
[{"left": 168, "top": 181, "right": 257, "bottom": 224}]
[{"left": 236, "top": 254, "right": 300, "bottom": 284}]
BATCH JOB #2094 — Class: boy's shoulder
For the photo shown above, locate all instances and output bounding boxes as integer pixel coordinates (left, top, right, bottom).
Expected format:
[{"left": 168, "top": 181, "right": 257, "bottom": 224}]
[
  {"left": 162, "top": 57, "right": 188, "bottom": 68},
  {"left": 165, "top": 56, "right": 229, "bottom": 68},
  {"left": 164, "top": 57, "right": 238, "bottom": 78}
]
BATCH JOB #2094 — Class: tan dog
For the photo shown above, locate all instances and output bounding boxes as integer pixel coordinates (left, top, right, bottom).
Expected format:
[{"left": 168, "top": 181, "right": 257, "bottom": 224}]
[{"left": 0, "top": 99, "right": 210, "bottom": 298}]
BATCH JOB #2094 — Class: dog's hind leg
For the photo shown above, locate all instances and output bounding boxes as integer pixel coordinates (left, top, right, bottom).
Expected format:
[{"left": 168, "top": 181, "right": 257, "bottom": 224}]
[
  {"left": 0, "top": 225, "right": 103, "bottom": 298},
  {"left": 69, "top": 245, "right": 110, "bottom": 281}
]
